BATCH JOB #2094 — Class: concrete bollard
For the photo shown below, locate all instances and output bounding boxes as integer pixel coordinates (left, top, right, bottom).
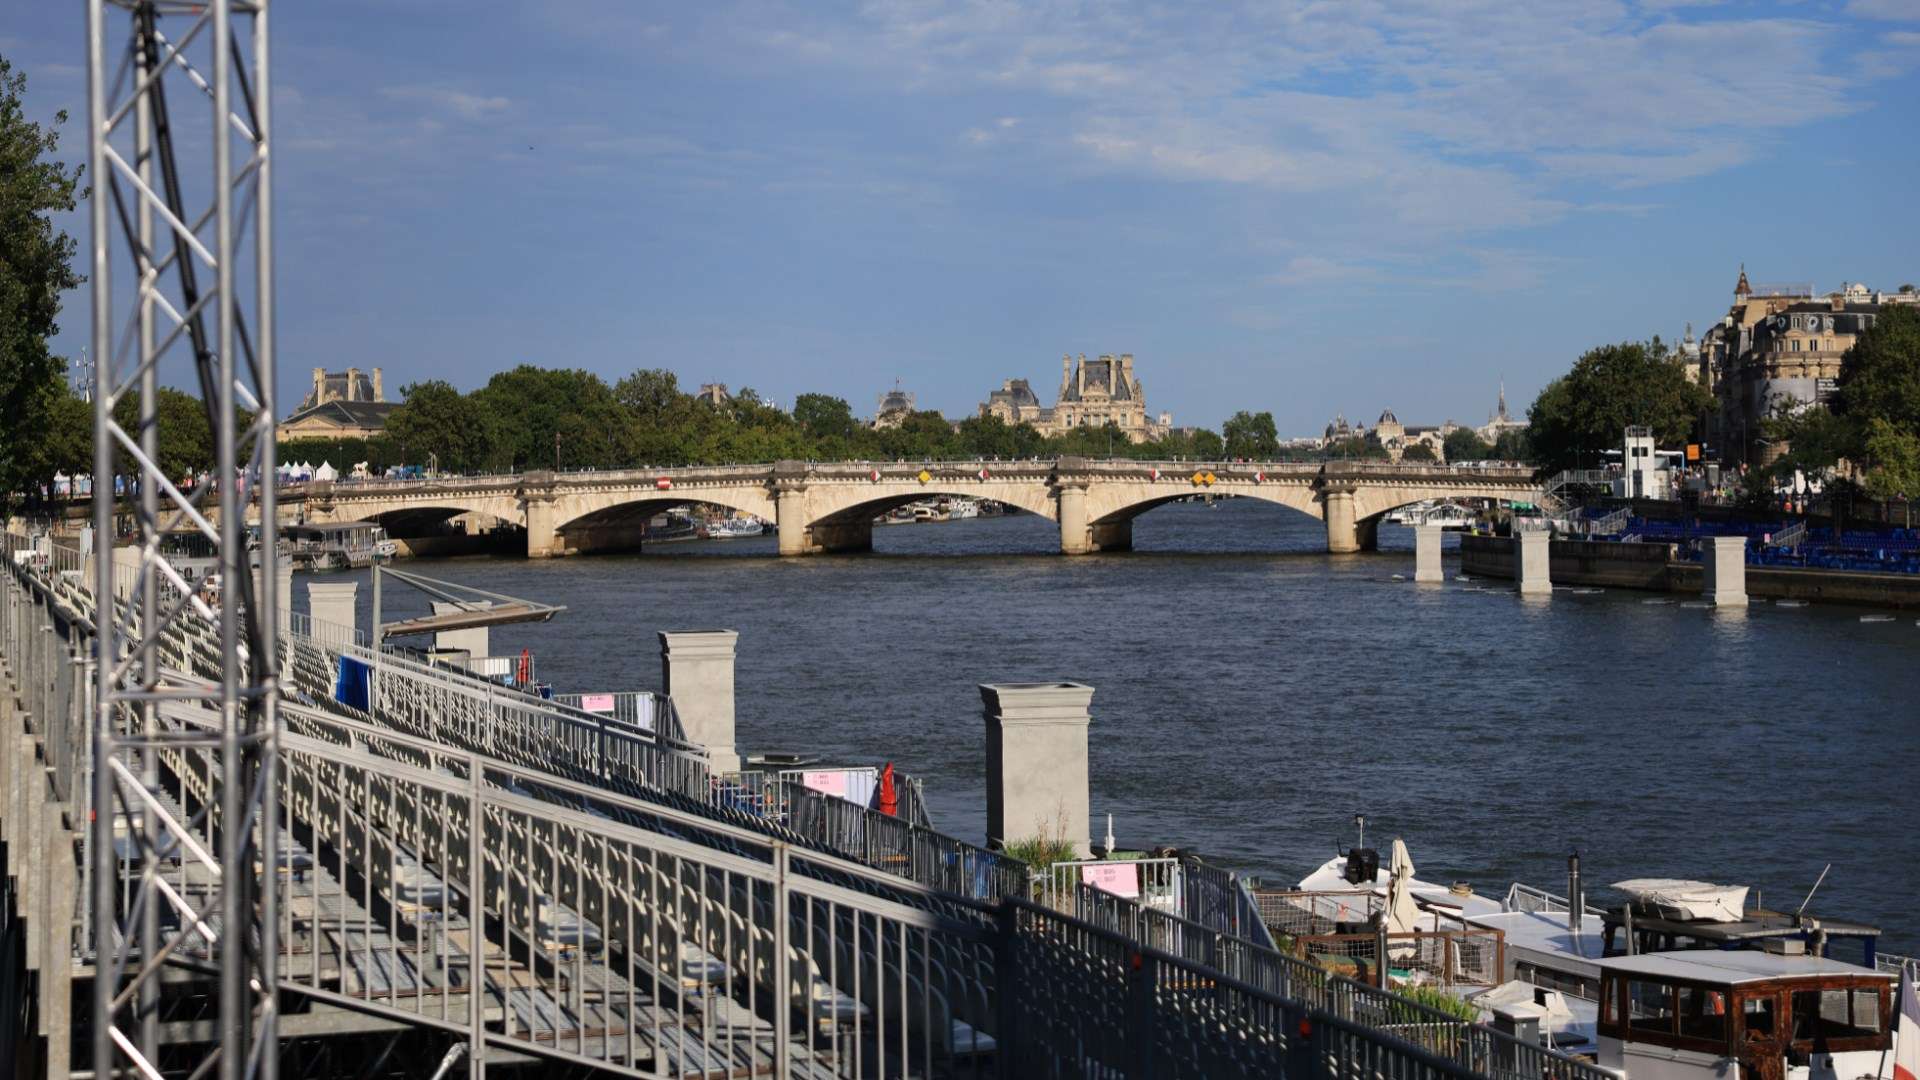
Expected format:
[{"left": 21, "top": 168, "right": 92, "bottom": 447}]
[
  {"left": 250, "top": 560, "right": 293, "bottom": 628},
  {"left": 659, "top": 630, "right": 742, "bottom": 773},
  {"left": 1414, "top": 524, "right": 1444, "bottom": 584},
  {"left": 307, "top": 582, "right": 358, "bottom": 645},
  {"left": 979, "top": 682, "right": 1094, "bottom": 857},
  {"left": 1516, "top": 530, "right": 1551, "bottom": 595},
  {"left": 1704, "top": 536, "right": 1749, "bottom": 607}
]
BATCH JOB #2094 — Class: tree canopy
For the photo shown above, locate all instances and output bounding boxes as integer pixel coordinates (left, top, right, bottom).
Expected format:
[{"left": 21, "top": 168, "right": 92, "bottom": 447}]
[
  {"left": 1221, "top": 411, "right": 1280, "bottom": 459},
  {"left": 0, "top": 59, "right": 85, "bottom": 509},
  {"left": 1443, "top": 428, "right": 1491, "bottom": 463},
  {"left": 1525, "top": 339, "right": 1710, "bottom": 476}
]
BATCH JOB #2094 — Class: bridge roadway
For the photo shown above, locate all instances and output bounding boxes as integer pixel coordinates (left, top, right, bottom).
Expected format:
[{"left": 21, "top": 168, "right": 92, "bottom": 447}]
[{"left": 281, "top": 457, "right": 1543, "bottom": 558}]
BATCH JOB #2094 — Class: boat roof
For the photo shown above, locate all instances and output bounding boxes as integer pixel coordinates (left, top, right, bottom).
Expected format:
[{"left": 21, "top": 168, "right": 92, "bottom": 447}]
[
  {"left": 1464, "top": 910, "right": 1607, "bottom": 963},
  {"left": 1601, "top": 906, "right": 1880, "bottom": 942},
  {"left": 1594, "top": 951, "right": 1893, "bottom": 986}
]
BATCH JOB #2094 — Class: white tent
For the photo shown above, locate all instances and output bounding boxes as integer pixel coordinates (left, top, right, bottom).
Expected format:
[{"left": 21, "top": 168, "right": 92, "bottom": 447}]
[{"left": 313, "top": 461, "right": 337, "bottom": 482}]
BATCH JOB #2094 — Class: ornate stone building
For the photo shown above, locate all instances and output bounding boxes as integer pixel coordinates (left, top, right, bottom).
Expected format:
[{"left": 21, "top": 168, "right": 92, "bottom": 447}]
[
  {"left": 279, "top": 367, "right": 397, "bottom": 442},
  {"left": 1704, "top": 268, "right": 1919, "bottom": 464},
  {"left": 979, "top": 354, "right": 1171, "bottom": 443},
  {"left": 872, "top": 383, "right": 916, "bottom": 430}
]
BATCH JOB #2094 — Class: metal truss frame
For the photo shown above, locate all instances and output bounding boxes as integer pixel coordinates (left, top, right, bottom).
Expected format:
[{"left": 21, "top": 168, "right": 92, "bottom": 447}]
[{"left": 86, "top": 1, "right": 279, "bottom": 1077}]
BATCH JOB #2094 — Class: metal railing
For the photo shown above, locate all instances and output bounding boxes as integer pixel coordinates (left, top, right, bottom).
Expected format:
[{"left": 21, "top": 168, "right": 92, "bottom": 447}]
[
  {"left": 6, "top": 541, "right": 1625, "bottom": 1076},
  {"left": 1503, "top": 882, "right": 1570, "bottom": 914}
]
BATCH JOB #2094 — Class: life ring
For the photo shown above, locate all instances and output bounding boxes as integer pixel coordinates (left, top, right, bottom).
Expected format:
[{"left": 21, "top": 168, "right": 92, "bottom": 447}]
[{"left": 517, "top": 649, "right": 531, "bottom": 686}]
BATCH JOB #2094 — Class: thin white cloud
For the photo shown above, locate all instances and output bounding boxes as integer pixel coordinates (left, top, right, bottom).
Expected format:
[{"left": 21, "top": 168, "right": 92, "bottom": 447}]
[
  {"left": 1846, "top": 0, "right": 1920, "bottom": 21},
  {"left": 379, "top": 85, "right": 511, "bottom": 120}
]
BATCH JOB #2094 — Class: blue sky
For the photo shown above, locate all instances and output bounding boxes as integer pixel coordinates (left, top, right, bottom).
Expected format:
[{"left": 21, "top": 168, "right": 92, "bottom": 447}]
[{"left": 8, "top": 0, "right": 1920, "bottom": 436}]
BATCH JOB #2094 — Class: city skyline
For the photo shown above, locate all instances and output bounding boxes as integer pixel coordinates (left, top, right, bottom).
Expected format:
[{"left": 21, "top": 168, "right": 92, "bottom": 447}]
[{"left": 7, "top": 1, "right": 1920, "bottom": 433}]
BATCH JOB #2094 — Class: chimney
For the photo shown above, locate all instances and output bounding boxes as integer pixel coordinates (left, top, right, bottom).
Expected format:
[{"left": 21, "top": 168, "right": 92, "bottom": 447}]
[
  {"left": 1077, "top": 355, "right": 1087, "bottom": 397},
  {"left": 372, "top": 367, "right": 385, "bottom": 401},
  {"left": 345, "top": 367, "right": 361, "bottom": 402},
  {"left": 312, "top": 367, "right": 326, "bottom": 406},
  {"left": 1060, "top": 354, "right": 1072, "bottom": 397}
]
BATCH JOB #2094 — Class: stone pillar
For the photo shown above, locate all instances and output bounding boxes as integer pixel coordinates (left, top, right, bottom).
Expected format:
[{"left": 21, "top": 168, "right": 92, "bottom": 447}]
[
  {"left": 250, "top": 560, "right": 294, "bottom": 626},
  {"left": 1414, "top": 524, "right": 1444, "bottom": 583},
  {"left": 1704, "top": 536, "right": 1748, "bottom": 607},
  {"left": 979, "top": 682, "right": 1094, "bottom": 856},
  {"left": 1057, "top": 483, "right": 1090, "bottom": 555},
  {"left": 307, "top": 581, "right": 358, "bottom": 645},
  {"left": 1516, "top": 530, "right": 1552, "bottom": 595},
  {"left": 1323, "top": 487, "right": 1360, "bottom": 553},
  {"left": 1088, "top": 518, "right": 1132, "bottom": 552},
  {"left": 659, "top": 630, "right": 741, "bottom": 774},
  {"left": 523, "top": 495, "right": 559, "bottom": 559},
  {"left": 775, "top": 487, "right": 808, "bottom": 557}
]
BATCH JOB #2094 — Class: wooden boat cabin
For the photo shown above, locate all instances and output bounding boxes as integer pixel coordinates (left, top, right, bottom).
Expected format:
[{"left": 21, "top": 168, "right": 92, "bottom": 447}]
[{"left": 1596, "top": 951, "right": 1895, "bottom": 1080}]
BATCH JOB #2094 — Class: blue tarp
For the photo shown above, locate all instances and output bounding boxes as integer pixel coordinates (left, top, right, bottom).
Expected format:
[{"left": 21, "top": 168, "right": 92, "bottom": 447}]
[{"left": 335, "top": 656, "right": 371, "bottom": 710}]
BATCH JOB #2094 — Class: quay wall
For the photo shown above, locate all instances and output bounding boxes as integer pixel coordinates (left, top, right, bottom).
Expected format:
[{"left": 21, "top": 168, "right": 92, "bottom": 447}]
[{"left": 1459, "top": 534, "right": 1920, "bottom": 609}]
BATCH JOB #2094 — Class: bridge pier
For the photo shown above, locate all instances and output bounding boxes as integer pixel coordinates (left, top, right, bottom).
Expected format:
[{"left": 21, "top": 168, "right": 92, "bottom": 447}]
[
  {"left": 775, "top": 486, "right": 808, "bottom": 557},
  {"left": 1414, "top": 524, "right": 1445, "bottom": 583},
  {"left": 523, "top": 491, "right": 561, "bottom": 559},
  {"left": 1321, "top": 489, "right": 1382, "bottom": 553},
  {"left": 808, "top": 519, "right": 873, "bottom": 555},
  {"left": 1057, "top": 482, "right": 1091, "bottom": 555}
]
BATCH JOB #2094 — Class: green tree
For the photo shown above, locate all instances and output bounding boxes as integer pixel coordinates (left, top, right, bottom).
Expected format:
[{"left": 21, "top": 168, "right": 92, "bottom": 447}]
[
  {"left": 110, "top": 387, "right": 227, "bottom": 481},
  {"left": 385, "top": 380, "right": 494, "bottom": 472},
  {"left": 1220, "top": 410, "right": 1279, "bottom": 459},
  {"left": 1400, "top": 441, "right": 1438, "bottom": 463},
  {"left": 1322, "top": 435, "right": 1388, "bottom": 460},
  {"left": 792, "top": 393, "right": 857, "bottom": 443},
  {"left": 1443, "top": 428, "right": 1492, "bottom": 463},
  {"left": 1490, "top": 428, "right": 1531, "bottom": 462},
  {"left": 1525, "top": 339, "right": 1710, "bottom": 476},
  {"left": 0, "top": 59, "right": 85, "bottom": 508},
  {"left": 1860, "top": 418, "right": 1920, "bottom": 501},
  {"left": 471, "top": 365, "right": 635, "bottom": 470},
  {"left": 1832, "top": 305, "right": 1920, "bottom": 442}
]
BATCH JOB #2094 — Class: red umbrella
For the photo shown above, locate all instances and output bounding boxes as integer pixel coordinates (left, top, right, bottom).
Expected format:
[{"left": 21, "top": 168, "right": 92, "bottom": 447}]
[{"left": 878, "top": 763, "right": 898, "bottom": 817}]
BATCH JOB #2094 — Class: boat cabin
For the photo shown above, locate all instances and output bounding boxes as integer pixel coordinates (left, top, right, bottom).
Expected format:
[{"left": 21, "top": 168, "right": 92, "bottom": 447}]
[
  {"left": 1596, "top": 952, "right": 1894, "bottom": 1080},
  {"left": 285, "top": 521, "right": 391, "bottom": 571},
  {"left": 1602, "top": 904, "right": 1885, "bottom": 970}
]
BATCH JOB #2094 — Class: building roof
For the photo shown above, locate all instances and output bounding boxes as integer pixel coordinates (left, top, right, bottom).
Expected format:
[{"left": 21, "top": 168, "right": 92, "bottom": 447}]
[
  {"left": 987, "top": 379, "right": 1043, "bottom": 409},
  {"left": 1593, "top": 951, "right": 1888, "bottom": 986},
  {"left": 1378, "top": 408, "right": 1398, "bottom": 425},
  {"left": 299, "top": 370, "right": 379, "bottom": 411},
  {"left": 1060, "top": 356, "right": 1135, "bottom": 403},
  {"left": 283, "top": 400, "right": 399, "bottom": 430}
]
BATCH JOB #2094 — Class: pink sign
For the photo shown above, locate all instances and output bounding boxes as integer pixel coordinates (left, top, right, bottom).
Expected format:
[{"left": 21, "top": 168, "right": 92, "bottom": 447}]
[
  {"left": 579, "top": 693, "right": 616, "bottom": 714},
  {"left": 1081, "top": 863, "right": 1141, "bottom": 899},
  {"left": 802, "top": 771, "right": 849, "bottom": 797}
]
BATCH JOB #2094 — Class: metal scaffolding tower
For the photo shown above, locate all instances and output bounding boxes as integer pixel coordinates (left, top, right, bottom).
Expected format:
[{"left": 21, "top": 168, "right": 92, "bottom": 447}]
[{"left": 86, "top": 1, "right": 279, "bottom": 1077}]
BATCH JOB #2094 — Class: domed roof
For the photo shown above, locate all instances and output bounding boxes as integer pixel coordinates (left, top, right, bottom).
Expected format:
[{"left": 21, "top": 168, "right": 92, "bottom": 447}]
[{"left": 1378, "top": 408, "right": 1398, "bottom": 425}]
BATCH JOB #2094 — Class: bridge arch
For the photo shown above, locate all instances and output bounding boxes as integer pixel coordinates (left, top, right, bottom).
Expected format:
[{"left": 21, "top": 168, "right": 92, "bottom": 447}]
[
  {"left": 786, "top": 480, "right": 1059, "bottom": 556},
  {"left": 552, "top": 492, "right": 778, "bottom": 556}
]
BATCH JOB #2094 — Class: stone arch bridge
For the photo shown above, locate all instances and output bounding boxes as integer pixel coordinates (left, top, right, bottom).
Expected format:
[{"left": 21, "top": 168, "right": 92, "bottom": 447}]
[{"left": 277, "top": 458, "right": 1543, "bottom": 557}]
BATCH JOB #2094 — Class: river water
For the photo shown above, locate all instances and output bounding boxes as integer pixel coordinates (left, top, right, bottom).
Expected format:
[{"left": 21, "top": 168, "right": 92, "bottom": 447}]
[{"left": 307, "top": 500, "right": 1920, "bottom": 952}]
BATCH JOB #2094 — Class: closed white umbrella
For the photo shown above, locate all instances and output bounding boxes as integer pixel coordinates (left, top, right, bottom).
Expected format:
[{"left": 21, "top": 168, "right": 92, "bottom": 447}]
[{"left": 1384, "top": 838, "right": 1420, "bottom": 962}]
